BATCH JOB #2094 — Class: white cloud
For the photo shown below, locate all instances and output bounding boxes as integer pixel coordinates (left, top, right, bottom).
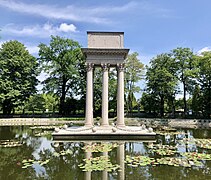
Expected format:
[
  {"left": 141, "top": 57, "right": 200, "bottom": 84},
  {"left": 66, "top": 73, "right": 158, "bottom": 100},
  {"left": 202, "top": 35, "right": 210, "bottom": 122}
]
[
  {"left": 0, "top": 41, "right": 3, "bottom": 47},
  {"left": 0, "top": 0, "right": 110, "bottom": 24},
  {"left": 58, "top": 23, "right": 77, "bottom": 33},
  {"left": 197, "top": 47, "right": 211, "bottom": 55},
  {"left": 0, "top": 0, "right": 171, "bottom": 25},
  {"left": 2, "top": 22, "right": 77, "bottom": 38},
  {"left": 26, "top": 45, "right": 39, "bottom": 55}
]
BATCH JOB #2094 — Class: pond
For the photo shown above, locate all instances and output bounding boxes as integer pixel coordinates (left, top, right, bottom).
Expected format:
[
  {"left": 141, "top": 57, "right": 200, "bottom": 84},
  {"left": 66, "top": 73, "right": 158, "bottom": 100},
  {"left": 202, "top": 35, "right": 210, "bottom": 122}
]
[{"left": 1, "top": 125, "right": 211, "bottom": 180}]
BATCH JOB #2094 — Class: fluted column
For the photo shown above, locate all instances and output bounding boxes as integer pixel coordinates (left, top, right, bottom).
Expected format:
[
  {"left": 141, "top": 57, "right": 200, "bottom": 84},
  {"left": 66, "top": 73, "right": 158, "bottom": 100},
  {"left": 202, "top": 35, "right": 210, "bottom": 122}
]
[
  {"left": 101, "top": 63, "right": 110, "bottom": 127},
  {"left": 117, "top": 63, "right": 125, "bottom": 127},
  {"left": 85, "top": 63, "right": 94, "bottom": 127}
]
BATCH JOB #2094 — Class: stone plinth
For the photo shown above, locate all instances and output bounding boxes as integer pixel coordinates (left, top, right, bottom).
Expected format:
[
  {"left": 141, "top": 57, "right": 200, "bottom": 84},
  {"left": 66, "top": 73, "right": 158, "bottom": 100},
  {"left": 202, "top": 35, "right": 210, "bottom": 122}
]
[
  {"left": 88, "top": 31, "right": 124, "bottom": 49},
  {"left": 52, "top": 125, "right": 156, "bottom": 140}
]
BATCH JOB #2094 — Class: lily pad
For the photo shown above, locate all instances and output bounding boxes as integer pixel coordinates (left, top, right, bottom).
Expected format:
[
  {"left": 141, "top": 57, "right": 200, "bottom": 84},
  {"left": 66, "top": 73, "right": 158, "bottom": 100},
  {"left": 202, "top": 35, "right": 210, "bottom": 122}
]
[
  {"left": 78, "top": 156, "right": 120, "bottom": 172},
  {"left": 125, "top": 155, "right": 156, "bottom": 167},
  {"left": 0, "top": 140, "right": 23, "bottom": 148},
  {"left": 82, "top": 143, "right": 118, "bottom": 152}
]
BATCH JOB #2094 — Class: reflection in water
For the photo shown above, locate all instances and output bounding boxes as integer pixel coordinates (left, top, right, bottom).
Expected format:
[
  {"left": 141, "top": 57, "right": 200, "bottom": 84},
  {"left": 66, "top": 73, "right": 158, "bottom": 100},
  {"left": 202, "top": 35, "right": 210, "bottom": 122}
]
[
  {"left": 84, "top": 141, "right": 126, "bottom": 180},
  {"left": 117, "top": 143, "right": 125, "bottom": 180},
  {"left": 84, "top": 142, "right": 92, "bottom": 180},
  {"left": 1, "top": 126, "right": 211, "bottom": 179}
]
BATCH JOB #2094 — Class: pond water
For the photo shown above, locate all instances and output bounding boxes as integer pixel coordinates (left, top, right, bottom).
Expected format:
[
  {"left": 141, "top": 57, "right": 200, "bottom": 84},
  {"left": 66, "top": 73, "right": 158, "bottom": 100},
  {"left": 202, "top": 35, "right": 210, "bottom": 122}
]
[{"left": 1, "top": 125, "right": 211, "bottom": 180}]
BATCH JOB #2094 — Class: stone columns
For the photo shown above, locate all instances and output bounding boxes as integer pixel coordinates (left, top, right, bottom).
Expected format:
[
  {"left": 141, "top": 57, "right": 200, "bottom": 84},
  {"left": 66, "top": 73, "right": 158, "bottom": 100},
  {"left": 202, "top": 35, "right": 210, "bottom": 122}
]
[
  {"left": 101, "top": 64, "right": 110, "bottom": 127},
  {"left": 117, "top": 64, "right": 125, "bottom": 127},
  {"left": 85, "top": 63, "right": 94, "bottom": 127}
]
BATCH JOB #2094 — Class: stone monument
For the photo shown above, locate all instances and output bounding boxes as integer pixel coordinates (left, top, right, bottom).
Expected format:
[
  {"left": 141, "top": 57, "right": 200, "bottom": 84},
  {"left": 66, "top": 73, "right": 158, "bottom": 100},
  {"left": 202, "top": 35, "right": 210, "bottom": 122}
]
[
  {"left": 52, "top": 31, "right": 156, "bottom": 140},
  {"left": 82, "top": 32, "right": 129, "bottom": 127}
]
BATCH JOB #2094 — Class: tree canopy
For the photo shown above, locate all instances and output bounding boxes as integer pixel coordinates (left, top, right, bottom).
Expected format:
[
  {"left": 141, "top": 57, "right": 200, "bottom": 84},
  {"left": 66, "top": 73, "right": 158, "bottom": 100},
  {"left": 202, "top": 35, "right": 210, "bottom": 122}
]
[
  {"left": 0, "top": 40, "right": 38, "bottom": 115},
  {"left": 125, "top": 52, "right": 144, "bottom": 113},
  {"left": 38, "top": 36, "right": 85, "bottom": 115}
]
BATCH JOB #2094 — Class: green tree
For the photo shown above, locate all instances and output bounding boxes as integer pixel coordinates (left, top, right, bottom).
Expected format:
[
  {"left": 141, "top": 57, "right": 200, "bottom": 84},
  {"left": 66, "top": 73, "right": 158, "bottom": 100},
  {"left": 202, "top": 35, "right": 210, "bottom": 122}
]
[
  {"left": 38, "top": 36, "right": 85, "bottom": 115},
  {"left": 25, "top": 94, "right": 45, "bottom": 113},
  {"left": 0, "top": 40, "right": 38, "bottom": 115},
  {"left": 191, "top": 85, "right": 202, "bottom": 117},
  {"left": 171, "top": 47, "right": 195, "bottom": 116},
  {"left": 196, "top": 52, "right": 211, "bottom": 118},
  {"left": 146, "top": 53, "right": 178, "bottom": 117},
  {"left": 140, "top": 92, "right": 159, "bottom": 115},
  {"left": 42, "top": 93, "right": 59, "bottom": 113},
  {"left": 125, "top": 52, "right": 144, "bottom": 113}
]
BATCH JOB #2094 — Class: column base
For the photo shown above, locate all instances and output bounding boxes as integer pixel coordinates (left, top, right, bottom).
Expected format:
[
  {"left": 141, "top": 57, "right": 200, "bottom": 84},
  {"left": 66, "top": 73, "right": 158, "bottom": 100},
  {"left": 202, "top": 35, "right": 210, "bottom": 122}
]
[
  {"left": 85, "top": 122, "right": 93, "bottom": 127},
  {"left": 101, "top": 124, "right": 110, "bottom": 127},
  {"left": 117, "top": 124, "right": 126, "bottom": 128}
]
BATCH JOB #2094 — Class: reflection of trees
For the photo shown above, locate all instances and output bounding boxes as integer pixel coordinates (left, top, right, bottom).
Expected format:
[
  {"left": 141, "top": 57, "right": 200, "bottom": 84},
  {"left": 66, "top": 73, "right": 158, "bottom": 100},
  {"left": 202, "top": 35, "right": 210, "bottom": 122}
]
[
  {"left": 38, "top": 142, "right": 85, "bottom": 180},
  {"left": 0, "top": 146, "right": 37, "bottom": 180},
  {"left": 2, "top": 127, "right": 211, "bottom": 179},
  {"left": 0, "top": 126, "right": 42, "bottom": 180}
]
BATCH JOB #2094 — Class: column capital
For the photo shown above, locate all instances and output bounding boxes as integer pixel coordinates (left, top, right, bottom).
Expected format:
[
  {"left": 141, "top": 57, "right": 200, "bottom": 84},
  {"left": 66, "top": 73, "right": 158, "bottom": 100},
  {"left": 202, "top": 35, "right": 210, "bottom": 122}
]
[
  {"left": 101, "top": 63, "right": 110, "bottom": 72},
  {"left": 116, "top": 63, "right": 124, "bottom": 72},
  {"left": 86, "top": 63, "right": 94, "bottom": 72}
]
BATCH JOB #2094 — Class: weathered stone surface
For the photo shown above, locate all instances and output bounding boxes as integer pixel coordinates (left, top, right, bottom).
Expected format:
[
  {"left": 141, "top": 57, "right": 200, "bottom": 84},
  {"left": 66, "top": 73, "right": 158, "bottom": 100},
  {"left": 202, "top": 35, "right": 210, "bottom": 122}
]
[{"left": 87, "top": 32, "right": 124, "bottom": 48}]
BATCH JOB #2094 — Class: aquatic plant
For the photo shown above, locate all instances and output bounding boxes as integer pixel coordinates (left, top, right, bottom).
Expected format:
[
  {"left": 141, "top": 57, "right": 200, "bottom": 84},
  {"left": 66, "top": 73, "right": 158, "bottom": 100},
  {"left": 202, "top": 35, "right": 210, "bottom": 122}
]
[
  {"left": 125, "top": 155, "right": 157, "bottom": 167},
  {"left": 82, "top": 143, "right": 118, "bottom": 152},
  {"left": 78, "top": 156, "right": 120, "bottom": 172},
  {"left": 148, "top": 144, "right": 177, "bottom": 155},
  {"left": 0, "top": 140, "right": 23, "bottom": 148}
]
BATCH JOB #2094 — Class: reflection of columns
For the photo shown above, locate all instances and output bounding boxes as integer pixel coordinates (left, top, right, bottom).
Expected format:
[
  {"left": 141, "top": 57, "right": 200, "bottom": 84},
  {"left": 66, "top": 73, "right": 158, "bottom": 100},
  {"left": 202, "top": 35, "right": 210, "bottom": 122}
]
[
  {"left": 101, "top": 64, "right": 110, "bottom": 126},
  {"left": 117, "top": 64, "right": 125, "bottom": 127},
  {"left": 85, "top": 142, "right": 92, "bottom": 180},
  {"left": 117, "top": 143, "right": 125, "bottom": 180},
  {"left": 85, "top": 63, "right": 94, "bottom": 127},
  {"left": 102, "top": 151, "right": 108, "bottom": 180}
]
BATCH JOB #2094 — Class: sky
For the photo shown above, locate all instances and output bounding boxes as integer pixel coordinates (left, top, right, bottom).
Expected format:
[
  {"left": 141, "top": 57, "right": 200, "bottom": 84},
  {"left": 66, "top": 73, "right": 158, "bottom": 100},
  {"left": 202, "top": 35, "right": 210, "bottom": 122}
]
[{"left": 0, "top": 0, "right": 211, "bottom": 97}]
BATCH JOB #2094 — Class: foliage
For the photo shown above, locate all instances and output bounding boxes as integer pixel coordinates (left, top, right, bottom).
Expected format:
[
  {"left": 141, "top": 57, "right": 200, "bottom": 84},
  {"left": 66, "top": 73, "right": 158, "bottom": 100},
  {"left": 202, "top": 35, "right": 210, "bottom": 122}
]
[
  {"left": 21, "top": 149, "right": 72, "bottom": 169},
  {"left": 78, "top": 156, "right": 120, "bottom": 172},
  {"left": 125, "top": 155, "right": 156, "bottom": 167},
  {"left": 0, "top": 140, "right": 23, "bottom": 148},
  {"left": 125, "top": 52, "right": 144, "bottom": 113},
  {"left": 82, "top": 143, "right": 118, "bottom": 152},
  {"left": 147, "top": 144, "right": 177, "bottom": 156},
  {"left": 25, "top": 94, "right": 45, "bottom": 113},
  {"left": 171, "top": 47, "right": 195, "bottom": 116},
  {"left": 0, "top": 40, "right": 38, "bottom": 114},
  {"left": 145, "top": 53, "right": 178, "bottom": 117},
  {"left": 38, "top": 36, "right": 85, "bottom": 115},
  {"left": 42, "top": 93, "right": 59, "bottom": 112},
  {"left": 191, "top": 85, "right": 202, "bottom": 117},
  {"left": 140, "top": 92, "right": 159, "bottom": 114},
  {"left": 195, "top": 52, "right": 211, "bottom": 118}
]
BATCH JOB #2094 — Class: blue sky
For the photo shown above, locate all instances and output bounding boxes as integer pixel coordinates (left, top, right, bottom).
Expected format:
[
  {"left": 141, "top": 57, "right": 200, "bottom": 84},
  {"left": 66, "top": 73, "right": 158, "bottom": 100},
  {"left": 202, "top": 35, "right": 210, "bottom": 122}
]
[
  {"left": 0, "top": 0, "right": 211, "bottom": 97},
  {"left": 1, "top": 0, "right": 211, "bottom": 62}
]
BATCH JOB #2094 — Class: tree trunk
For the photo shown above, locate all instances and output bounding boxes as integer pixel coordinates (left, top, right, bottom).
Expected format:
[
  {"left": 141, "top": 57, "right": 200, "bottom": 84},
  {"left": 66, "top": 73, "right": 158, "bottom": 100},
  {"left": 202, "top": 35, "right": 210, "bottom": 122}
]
[
  {"left": 59, "top": 75, "right": 67, "bottom": 115},
  {"left": 160, "top": 94, "right": 164, "bottom": 117},
  {"left": 183, "top": 82, "right": 187, "bottom": 118},
  {"left": 2, "top": 99, "right": 12, "bottom": 115}
]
